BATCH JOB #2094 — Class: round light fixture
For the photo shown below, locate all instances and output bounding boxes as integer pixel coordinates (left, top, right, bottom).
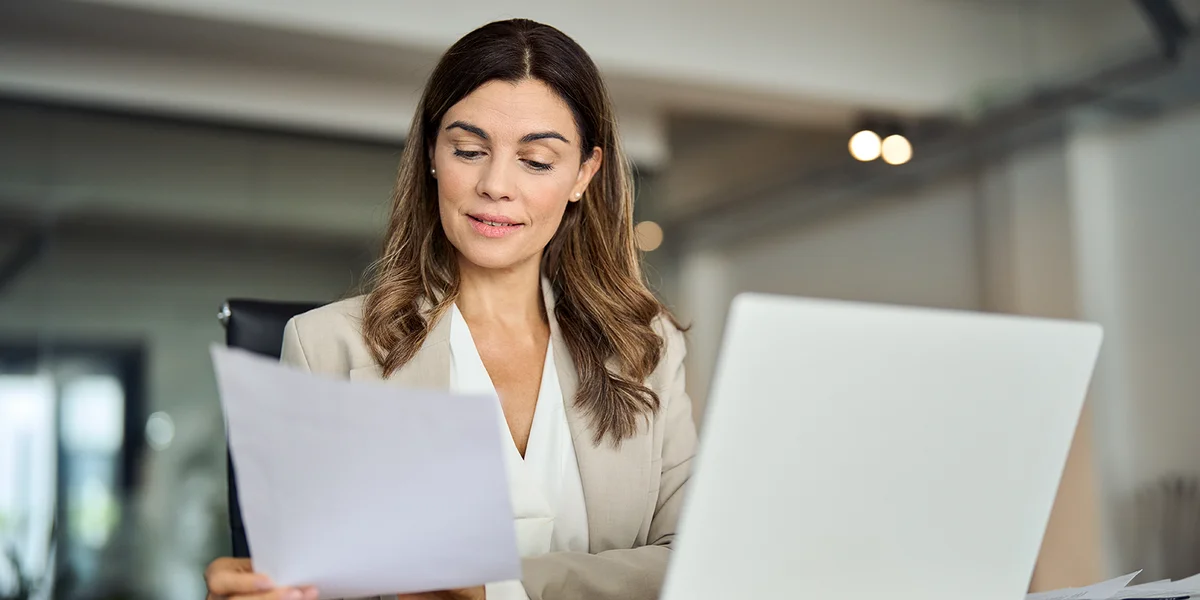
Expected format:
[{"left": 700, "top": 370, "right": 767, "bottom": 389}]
[
  {"left": 635, "top": 221, "right": 664, "bottom": 252},
  {"left": 881, "top": 134, "right": 913, "bottom": 165},
  {"left": 848, "top": 130, "right": 882, "bottom": 162}
]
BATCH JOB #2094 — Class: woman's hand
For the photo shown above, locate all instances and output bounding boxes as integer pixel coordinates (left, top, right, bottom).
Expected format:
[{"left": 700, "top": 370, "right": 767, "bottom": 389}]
[
  {"left": 204, "top": 557, "right": 319, "bottom": 600},
  {"left": 204, "top": 557, "right": 480, "bottom": 600},
  {"left": 397, "top": 586, "right": 485, "bottom": 600}
]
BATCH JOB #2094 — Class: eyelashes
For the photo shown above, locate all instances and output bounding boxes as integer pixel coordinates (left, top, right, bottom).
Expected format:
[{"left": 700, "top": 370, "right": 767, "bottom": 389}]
[{"left": 453, "top": 149, "right": 554, "bottom": 172}]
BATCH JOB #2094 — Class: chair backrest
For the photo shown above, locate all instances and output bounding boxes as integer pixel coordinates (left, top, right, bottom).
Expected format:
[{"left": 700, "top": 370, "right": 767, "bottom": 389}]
[{"left": 219, "top": 298, "right": 323, "bottom": 557}]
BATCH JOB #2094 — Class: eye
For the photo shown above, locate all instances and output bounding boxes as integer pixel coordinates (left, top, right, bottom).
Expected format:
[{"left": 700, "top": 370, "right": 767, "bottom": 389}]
[
  {"left": 454, "top": 149, "right": 485, "bottom": 160},
  {"left": 523, "top": 160, "right": 553, "bottom": 172}
]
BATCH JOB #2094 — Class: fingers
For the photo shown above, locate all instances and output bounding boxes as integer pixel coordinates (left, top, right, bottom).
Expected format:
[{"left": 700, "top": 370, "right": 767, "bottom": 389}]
[
  {"left": 241, "top": 588, "right": 319, "bottom": 600},
  {"left": 204, "top": 557, "right": 319, "bottom": 599},
  {"left": 210, "top": 588, "right": 318, "bottom": 600},
  {"left": 205, "top": 558, "right": 258, "bottom": 594},
  {"left": 205, "top": 558, "right": 271, "bottom": 596},
  {"left": 208, "top": 584, "right": 319, "bottom": 600},
  {"left": 207, "top": 557, "right": 253, "bottom": 574}
]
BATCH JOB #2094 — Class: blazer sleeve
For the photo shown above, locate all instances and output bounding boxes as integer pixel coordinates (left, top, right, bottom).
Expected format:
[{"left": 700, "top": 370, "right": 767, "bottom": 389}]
[
  {"left": 280, "top": 318, "right": 313, "bottom": 372},
  {"left": 520, "top": 323, "right": 698, "bottom": 600}
]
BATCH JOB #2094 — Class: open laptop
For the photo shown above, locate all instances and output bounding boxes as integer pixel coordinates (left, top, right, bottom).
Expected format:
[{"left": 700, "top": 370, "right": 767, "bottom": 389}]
[{"left": 661, "top": 293, "right": 1103, "bottom": 600}]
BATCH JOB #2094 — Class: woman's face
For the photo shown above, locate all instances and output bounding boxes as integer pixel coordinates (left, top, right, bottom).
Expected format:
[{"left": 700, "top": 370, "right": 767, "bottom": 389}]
[{"left": 432, "top": 78, "right": 601, "bottom": 274}]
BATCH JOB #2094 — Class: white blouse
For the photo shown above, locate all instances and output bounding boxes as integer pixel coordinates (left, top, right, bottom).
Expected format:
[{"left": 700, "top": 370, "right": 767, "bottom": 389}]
[{"left": 447, "top": 305, "right": 589, "bottom": 600}]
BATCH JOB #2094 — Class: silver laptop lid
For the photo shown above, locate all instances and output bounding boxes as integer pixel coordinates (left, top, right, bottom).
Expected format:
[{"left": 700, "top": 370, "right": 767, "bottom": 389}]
[{"left": 663, "top": 293, "right": 1102, "bottom": 600}]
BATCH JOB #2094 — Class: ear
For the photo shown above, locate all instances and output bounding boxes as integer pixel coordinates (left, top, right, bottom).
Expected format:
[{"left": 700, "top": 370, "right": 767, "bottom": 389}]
[
  {"left": 570, "top": 147, "right": 603, "bottom": 202},
  {"left": 427, "top": 125, "right": 444, "bottom": 173}
]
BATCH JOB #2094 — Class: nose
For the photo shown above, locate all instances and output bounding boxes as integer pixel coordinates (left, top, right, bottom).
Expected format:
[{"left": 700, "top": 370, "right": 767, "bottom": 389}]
[{"left": 476, "top": 157, "right": 517, "bottom": 202}]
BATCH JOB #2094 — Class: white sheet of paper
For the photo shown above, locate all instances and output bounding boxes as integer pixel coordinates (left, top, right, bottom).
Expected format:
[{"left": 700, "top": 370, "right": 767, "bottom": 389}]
[
  {"left": 1109, "top": 580, "right": 1181, "bottom": 599},
  {"left": 1029, "top": 570, "right": 1200, "bottom": 600},
  {"left": 1110, "top": 575, "right": 1200, "bottom": 599},
  {"left": 1077, "top": 573, "right": 1147, "bottom": 600},
  {"left": 1110, "top": 581, "right": 1170, "bottom": 597},
  {"left": 211, "top": 345, "right": 521, "bottom": 599},
  {"left": 1026, "top": 572, "right": 1142, "bottom": 600}
]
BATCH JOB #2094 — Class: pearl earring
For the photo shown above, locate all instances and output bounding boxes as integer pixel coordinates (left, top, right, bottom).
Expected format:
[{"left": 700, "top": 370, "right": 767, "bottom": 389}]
[
  {"left": 575, "top": 192, "right": 582, "bottom": 199},
  {"left": 431, "top": 167, "right": 436, "bottom": 176}
]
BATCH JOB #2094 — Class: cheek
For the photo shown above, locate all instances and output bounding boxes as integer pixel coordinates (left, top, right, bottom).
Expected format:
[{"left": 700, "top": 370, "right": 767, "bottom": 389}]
[
  {"left": 436, "top": 166, "right": 474, "bottom": 204},
  {"left": 435, "top": 167, "right": 476, "bottom": 225},
  {"left": 527, "top": 172, "right": 576, "bottom": 220},
  {"left": 528, "top": 190, "right": 572, "bottom": 231}
]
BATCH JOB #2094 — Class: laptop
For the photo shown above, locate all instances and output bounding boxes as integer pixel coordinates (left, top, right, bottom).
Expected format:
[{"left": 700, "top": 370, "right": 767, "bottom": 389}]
[{"left": 661, "top": 293, "right": 1103, "bottom": 600}]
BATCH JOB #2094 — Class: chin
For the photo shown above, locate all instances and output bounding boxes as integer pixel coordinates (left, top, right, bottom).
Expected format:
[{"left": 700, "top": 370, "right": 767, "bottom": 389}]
[{"left": 456, "top": 246, "right": 529, "bottom": 272}]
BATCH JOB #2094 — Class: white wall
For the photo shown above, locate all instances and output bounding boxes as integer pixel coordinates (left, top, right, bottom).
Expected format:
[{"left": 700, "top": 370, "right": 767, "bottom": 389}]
[
  {"left": 727, "top": 179, "right": 981, "bottom": 309},
  {"left": 674, "top": 175, "right": 984, "bottom": 420},
  {"left": 1069, "top": 106, "right": 1200, "bottom": 577},
  {"left": 979, "top": 143, "right": 1079, "bottom": 318}
]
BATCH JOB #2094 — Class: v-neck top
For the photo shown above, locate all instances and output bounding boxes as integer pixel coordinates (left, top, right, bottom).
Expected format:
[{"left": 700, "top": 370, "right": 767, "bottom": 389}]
[{"left": 447, "top": 305, "right": 589, "bottom": 599}]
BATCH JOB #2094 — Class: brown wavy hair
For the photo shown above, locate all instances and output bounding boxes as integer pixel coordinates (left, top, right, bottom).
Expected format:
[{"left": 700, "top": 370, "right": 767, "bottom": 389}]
[{"left": 361, "top": 18, "right": 682, "bottom": 444}]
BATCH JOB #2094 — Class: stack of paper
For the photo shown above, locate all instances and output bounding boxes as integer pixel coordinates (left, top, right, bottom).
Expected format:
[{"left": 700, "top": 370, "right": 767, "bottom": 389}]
[{"left": 1030, "top": 571, "right": 1200, "bottom": 600}]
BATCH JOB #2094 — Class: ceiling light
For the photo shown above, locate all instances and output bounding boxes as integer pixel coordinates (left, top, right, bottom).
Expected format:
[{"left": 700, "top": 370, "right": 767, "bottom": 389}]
[
  {"left": 881, "top": 134, "right": 912, "bottom": 165},
  {"left": 849, "top": 130, "right": 882, "bottom": 162}
]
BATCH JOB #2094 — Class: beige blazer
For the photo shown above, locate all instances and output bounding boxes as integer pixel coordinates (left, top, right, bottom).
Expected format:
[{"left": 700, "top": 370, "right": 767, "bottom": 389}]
[{"left": 279, "top": 281, "right": 697, "bottom": 600}]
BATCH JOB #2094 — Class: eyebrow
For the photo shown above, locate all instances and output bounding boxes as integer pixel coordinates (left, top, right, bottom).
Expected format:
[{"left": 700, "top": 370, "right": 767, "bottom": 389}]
[
  {"left": 446, "top": 120, "right": 488, "bottom": 140},
  {"left": 445, "top": 120, "right": 570, "bottom": 145},
  {"left": 520, "top": 131, "right": 570, "bottom": 144}
]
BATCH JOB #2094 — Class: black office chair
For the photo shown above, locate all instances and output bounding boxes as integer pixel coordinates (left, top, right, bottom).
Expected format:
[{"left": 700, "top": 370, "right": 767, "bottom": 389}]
[{"left": 219, "top": 298, "right": 323, "bottom": 557}]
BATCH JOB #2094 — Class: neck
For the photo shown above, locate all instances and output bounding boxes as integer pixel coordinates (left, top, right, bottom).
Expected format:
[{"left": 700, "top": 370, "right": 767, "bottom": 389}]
[{"left": 455, "top": 254, "right": 545, "bottom": 328}]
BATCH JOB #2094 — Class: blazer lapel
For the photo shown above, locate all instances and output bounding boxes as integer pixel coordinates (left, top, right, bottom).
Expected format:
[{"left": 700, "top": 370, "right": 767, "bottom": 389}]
[
  {"left": 543, "top": 279, "right": 654, "bottom": 552},
  {"left": 348, "top": 305, "right": 452, "bottom": 390}
]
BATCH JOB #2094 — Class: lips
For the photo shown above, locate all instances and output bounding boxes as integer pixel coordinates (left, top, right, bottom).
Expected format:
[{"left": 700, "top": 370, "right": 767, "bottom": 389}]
[
  {"left": 467, "top": 213, "right": 524, "bottom": 238},
  {"left": 470, "top": 216, "right": 519, "bottom": 227}
]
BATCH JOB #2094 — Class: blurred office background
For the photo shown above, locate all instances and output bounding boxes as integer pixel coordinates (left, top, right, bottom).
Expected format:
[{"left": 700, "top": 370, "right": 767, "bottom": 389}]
[{"left": 1, "top": 0, "right": 1199, "bottom": 598}]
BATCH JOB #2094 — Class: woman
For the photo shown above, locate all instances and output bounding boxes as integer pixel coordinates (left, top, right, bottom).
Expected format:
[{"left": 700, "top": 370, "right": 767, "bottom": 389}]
[{"left": 204, "top": 18, "right": 696, "bottom": 600}]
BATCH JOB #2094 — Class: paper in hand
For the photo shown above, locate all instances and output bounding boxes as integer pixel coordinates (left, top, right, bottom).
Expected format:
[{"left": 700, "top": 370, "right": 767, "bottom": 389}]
[{"left": 211, "top": 345, "right": 520, "bottom": 599}]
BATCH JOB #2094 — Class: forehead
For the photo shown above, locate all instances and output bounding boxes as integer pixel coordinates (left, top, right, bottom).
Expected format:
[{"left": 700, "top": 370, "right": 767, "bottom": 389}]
[{"left": 441, "top": 79, "right": 578, "bottom": 142}]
